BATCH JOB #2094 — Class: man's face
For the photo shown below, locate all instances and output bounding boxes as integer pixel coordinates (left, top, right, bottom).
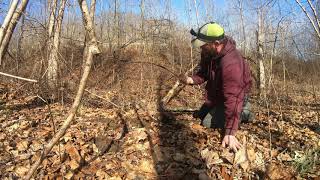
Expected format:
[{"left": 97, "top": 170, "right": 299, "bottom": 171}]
[{"left": 200, "top": 42, "right": 217, "bottom": 56}]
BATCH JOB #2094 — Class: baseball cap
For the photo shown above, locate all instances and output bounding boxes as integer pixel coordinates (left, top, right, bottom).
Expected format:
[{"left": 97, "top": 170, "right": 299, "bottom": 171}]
[{"left": 190, "top": 22, "right": 225, "bottom": 48}]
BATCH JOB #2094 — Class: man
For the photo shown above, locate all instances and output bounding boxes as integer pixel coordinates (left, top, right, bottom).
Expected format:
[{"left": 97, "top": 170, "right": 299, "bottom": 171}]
[{"left": 180, "top": 22, "right": 252, "bottom": 152}]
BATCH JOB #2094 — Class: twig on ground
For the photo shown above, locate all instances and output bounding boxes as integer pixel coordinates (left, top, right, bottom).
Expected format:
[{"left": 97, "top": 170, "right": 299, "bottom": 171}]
[
  {"left": 0, "top": 71, "right": 37, "bottom": 82},
  {"left": 85, "top": 89, "right": 127, "bottom": 113}
]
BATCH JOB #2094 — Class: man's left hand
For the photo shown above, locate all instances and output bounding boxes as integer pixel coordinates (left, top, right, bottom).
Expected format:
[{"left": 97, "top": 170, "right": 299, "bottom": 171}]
[
  {"left": 222, "top": 135, "right": 242, "bottom": 152},
  {"left": 178, "top": 74, "right": 194, "bottom": 85}
]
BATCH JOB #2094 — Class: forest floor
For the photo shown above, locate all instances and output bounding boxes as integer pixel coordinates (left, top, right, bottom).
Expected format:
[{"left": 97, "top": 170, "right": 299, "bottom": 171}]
[{"left": 0, "top": 78, "right": 320, "bottom": 179}]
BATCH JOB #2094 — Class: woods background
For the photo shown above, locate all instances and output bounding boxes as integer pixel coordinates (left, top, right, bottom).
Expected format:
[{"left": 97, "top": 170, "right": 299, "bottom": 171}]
[{"left": 0, "top": 0, "right": 319, "bottom": 179}]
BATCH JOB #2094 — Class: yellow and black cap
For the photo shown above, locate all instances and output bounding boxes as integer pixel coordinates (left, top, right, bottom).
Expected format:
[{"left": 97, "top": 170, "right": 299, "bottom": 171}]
[{"left": 190, "top": 22, "right": 225, "bottom": 48}]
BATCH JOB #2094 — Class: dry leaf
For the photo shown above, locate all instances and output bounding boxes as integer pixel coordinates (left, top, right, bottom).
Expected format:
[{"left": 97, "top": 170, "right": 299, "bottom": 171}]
[
  {"left": 240, "top": 161, "right": 250, "bottom": 172},
  {"left": 134, "top": 128, "right": 148, "bottom": 142},
  {"left": 221, "top": 166, "right": 233, "bottom": 180},
  {"left": 254, "top": 152, "right": 265, "bottom": 166},
  {"left": 105, "top": 161, "right": 115, "bottom": 170},
  {"left": 192, "top": 124, "right": 205, "bottom": 131},
  {"left": 17, "top": 140, "right": 29, "bottom": 152},
  {"left": 271, "top": 149, "right": 278, "bottom": 158},
  {"left": 234, "top": 147, "right": 251, "bottom": 171},
  {"left": 266, "top": 163, "right": 292, "bottom": 180},
  {"left": 81, "top": 164, "right": 98, "bottom": 175},
  {"left": 139, "top": 159, "right": 155, "bottom": 173},
  {"left": 63, "top": 133, "right": 73, "bottom": 142},
  {"left": 30, "top": 141, "right": 42, "bottom": 151},
  {"left": 109, "top": 176, "right": 122, "bottom": 180},
  {"left": 6, "top": 166, "right": 14, "bottom": 172},
  {"left": 221, "top": 149, "right": 234, "bottom": 164},
  {"left": 68, "top": 159, "right": 80, "bottom": 170},
  {"left": 247, "top": 147, "right": 256, "bottom": 162},
  {"left": 92, "top": 143, "right": 99, "bottom": 154},
  {"left": 201, "top": 148, "right": 223, "bottom": 167},
  {"left": 7, "top": 123, "right": 19, "bottom": 132},
  {"left": 127, "top": 172, "right": 140, "bottom": 180},
  {"left": 20, "top": 121, "right": 29, "bottom": 129},
  {"left": 15, "top": 166, "right": 29, "bottom": 176},
  {"left": 277, "top": 152, "right": 292, "bottom": 162},
  {"left": 65, "top": 144, "right": 81, "bottom": 162},
  {"left": 96, "top": 169, "right": 110, "bottom": 179},
  {"left": 64, "top": 171, "right": 74, "bottom": 179},
  {"left": 234, "top": 147, "right": 247, "bottom": 165}
]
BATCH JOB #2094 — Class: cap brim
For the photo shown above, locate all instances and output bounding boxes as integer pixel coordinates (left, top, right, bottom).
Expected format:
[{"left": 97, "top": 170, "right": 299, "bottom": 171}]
[{"left": 191, "top": 38, "right": 206, "bottom": 48}]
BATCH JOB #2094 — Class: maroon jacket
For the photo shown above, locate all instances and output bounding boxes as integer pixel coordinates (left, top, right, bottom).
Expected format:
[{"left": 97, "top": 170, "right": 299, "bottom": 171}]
[{"left": 191, "top": 37, "right": 252, "bottom": 135}]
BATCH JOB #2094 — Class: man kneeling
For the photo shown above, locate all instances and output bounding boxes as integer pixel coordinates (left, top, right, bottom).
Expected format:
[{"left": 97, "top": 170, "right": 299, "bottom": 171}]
[{"left": 180, "top": 22, "right": 253, "bottom": 152}]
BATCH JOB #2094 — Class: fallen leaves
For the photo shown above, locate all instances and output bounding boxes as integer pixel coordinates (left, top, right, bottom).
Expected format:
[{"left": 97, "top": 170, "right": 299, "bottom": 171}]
[
  {"left": 234, "top": 147, "right": 249, "bottom": 171},
  {"left": 201, "top": 148, "right": 223, "bottom": 167},
  {"left": 277, "top": 152, "right": 293, "bottom": 162},
  {"left": 15, "top": 166, "right": 29, "bottom": 177},
  {"left": 16, "top": 140, "right": 29, "bottom": 152},
  {"left": 266, "top": 163, "right": 293, "bottom": 180},
  {"left": 1, "top": 82, "right": 320, "bottom": 179}
]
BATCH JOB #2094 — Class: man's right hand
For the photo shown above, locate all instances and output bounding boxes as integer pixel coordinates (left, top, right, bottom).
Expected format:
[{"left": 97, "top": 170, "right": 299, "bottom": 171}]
[
  {"left": 222, "top": 135, "right": 242, "bottom": 152},
  {"left": 179, "top": 74, "right": 194, "bottom": 85}
]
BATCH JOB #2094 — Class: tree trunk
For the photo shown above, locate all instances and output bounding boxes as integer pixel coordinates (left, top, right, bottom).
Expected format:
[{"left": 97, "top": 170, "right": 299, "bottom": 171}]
[
  {"left": 0, "top": 0, "right": 19, "bottom": 46},
  {"left": 0, "top": 0, "right": 29, "bottom": 65},
  {"left": 16, "top": 10, "right": 26, "bottom": 72},
  {"left": 24, "top": 0, "right": 100, "bottom": 179},
  {"left": 46, "top": 0, "right": 57, "bottom": 97},
  {"left": 47, "top": 0, "right": 67, "bottom": 93},
  {"left": 82, "top": 0, "right": 96, "bottom": 69},
  {"left": 257, "top": 9, "right": 265, "bottom": 98},
  {"left": 238, "top": 0, "right": 246, "bottom": 55},
  {"left": 48, "top": 0, "right": 58, "bottom": 38}
]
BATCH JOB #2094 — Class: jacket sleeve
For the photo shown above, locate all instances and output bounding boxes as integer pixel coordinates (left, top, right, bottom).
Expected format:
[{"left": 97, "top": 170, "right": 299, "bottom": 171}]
[
  {"left": 222, "top": 62, "right": 245, "bottom": 135},
  {"left": 191, "top": 52, "right": 208, "bottom": 85}
]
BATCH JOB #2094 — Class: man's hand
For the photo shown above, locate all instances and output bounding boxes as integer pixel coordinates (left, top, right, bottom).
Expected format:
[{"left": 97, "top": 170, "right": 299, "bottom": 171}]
[
  {"left": 179, "top": 74, "right": 194, "bottom": 85},
  {"left": 222, "top": 135, "right": 242, "bottom": 152}
]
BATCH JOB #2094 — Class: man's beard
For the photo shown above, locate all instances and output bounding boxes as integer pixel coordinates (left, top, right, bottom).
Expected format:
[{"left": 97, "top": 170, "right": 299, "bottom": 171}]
[{"left": 203, "top": 48, "right": 217, "bottom": 58}]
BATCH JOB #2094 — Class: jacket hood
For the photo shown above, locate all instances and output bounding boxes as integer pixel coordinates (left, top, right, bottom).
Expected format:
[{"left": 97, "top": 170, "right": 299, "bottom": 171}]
[{"left": 219, "top": 36, "right": 237, "bottom": 57}]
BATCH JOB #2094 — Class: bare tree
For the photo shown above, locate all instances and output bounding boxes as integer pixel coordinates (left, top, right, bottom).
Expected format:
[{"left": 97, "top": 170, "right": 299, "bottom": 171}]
[
  {"left": 25, "top": 0, "right": 100, "bottom": 178},
  {"left": 296, "top": 0, "right": 320, "bottom": 41},
  {"left": 48, "top": 0, "right": 58, "bottom": 38},
  {"left": 257, "top": 7, "right": 266, "bottom": 97},
  {"left": 238, "top": 0, "right": 247, "bottom": 55},
  {"left": 15, "top": 9, "right": 26, "bottom": 72},
  {"left": 82, "top": 0, "right": 96, "bottom": 67},
  {"left": 0, "top": 0, "right": 29, "bottom": 65},
  {"left": 0, "top": 0, "right": 19, "bottom": 47},
  {"left": 47, "top": 0, "right": 67, "bottom": 94}
]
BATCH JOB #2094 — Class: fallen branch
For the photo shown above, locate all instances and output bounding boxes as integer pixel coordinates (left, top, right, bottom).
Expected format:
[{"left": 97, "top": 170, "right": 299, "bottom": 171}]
[
  {"left": 161, "top": 81, "right": 185, "bottom": 105},
  {"left": 85, "top": 89, "right": 127, "bottom": 113},
  {"left": 160, "top": 66, "right": 196, "bottom": 105},
  {"left": 24, "top": 0, "right": 100, "bottom": 179},
  {"left": 0, "top": 71, "right": 37, "bottom": 82},
  {"left": 119, "top": 60, "right": 180, "bottom": 77},
  {"left": 160, "top": 108, "right": 197, "bottom": 113}
]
